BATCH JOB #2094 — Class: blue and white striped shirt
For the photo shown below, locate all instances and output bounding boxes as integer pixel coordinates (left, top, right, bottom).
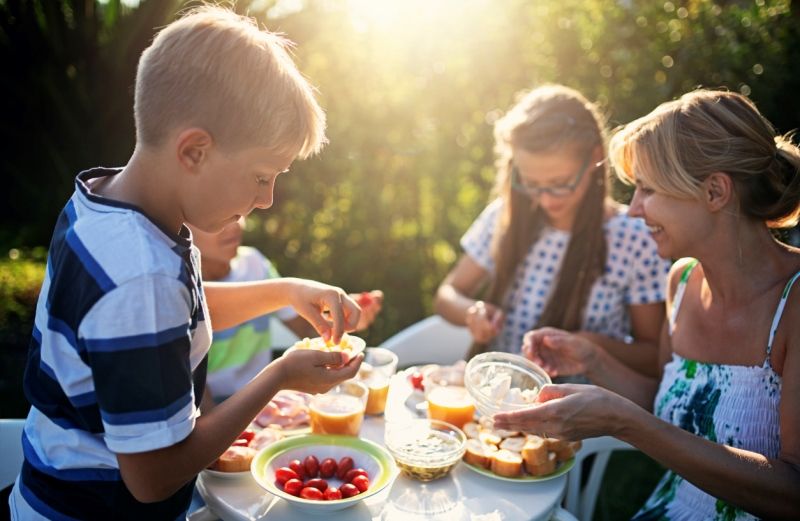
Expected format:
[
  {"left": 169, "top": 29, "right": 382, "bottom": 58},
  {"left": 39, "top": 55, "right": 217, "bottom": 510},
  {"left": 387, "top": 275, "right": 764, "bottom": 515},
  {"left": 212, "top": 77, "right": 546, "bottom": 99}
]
[{"left": 12, "top": 167, "right": 212, "bottom": 520}]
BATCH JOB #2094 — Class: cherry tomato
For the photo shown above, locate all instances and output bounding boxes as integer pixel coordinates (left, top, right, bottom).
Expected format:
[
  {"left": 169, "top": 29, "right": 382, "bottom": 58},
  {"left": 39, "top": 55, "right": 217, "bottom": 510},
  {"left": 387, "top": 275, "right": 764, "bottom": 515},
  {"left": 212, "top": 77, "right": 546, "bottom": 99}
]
[
  {"left": 304, "top": 478, "right": 328, "bottom": 492},
  {"left": 275, "top": 467, "right": 300, "bottom": 486},
  {"left": 231, "top": 438, "right": 249, "bottom": 447},
  {"left": 300, "top": 487, "right": 324, "bottom": 500},
  {"left": 304, "top": 455, "right": 320, "bottom": 478},
  {"left": 283, "top": 478, "right": 303, "bottom": 496},
  {"left": 319, "top": 458, "right": 337, "bottom": 478},
  {"left": 351, "top": 474, "right": 370, "bottom": 492},
  {"left": 238, "top": 430, "right": 255, "bottom": 443},
  {"left": 344, "top": 468, "right": 369, "bottom": 483},
  {"left": 324, "top": 487, "right": 342, "bottom": 501},
  {"left": 289, "top": 459, "right": 306, "bottom": 480},
  {"left": 409, "top": 371, "right": 424, "bottom": 391},
  {"left": 340, "top": 483, "right": 360, "bottom": 498},
  {"left": 356, "top": 292, "right": 374, "bottom": 307},
  {"left": 335, "top": 456, "right": 354, "bottom": 480}
]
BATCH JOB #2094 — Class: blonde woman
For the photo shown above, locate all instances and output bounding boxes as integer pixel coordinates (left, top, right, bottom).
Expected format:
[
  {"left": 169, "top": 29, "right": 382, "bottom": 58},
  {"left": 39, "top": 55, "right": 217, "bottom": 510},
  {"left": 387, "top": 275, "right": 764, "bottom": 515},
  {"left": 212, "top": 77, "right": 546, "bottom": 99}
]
[
  {"left": 435, "top": 85, "right": 670, "bottom": 376},
  {"left": 495, "top": 90, "right": 800, "bottom": 520}
]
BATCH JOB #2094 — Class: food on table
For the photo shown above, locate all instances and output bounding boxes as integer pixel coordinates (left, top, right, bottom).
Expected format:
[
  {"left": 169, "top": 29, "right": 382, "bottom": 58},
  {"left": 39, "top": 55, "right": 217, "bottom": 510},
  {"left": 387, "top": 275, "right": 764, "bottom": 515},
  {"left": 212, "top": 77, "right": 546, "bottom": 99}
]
[
  {"left": 212, "top": 445, "right": 257, "bottom": 472},
  {"left": 461, "top": 420, "right": 581, "bottom": 478},
  {"left": 275, "top": 452, "right": 371, "bottom": 501},
  {"left": 478, "top": 371, "right": 540, "bottom": 407},
  {"left": 291, "top": 333, "right": 364, "bottom": 356},
  {"left": 208, "top": 428, "right": 281, "bottom": 472},
  {"left": 465, "top": 352, "right": 551, "bottom": 418},
  {"left": 254, "top": 390, "right": 311, "bottom": 431},
  {"left": 384, "top": 419, "right": 467, "bottom": 481}
]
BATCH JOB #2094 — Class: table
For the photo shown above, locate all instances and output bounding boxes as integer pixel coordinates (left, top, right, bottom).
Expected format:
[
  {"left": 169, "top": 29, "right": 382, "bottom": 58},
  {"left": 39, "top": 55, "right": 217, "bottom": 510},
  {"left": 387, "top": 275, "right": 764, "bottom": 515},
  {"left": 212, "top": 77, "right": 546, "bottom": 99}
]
[{"left": 196, "top": 373, "right": 567, "bottom": 521}]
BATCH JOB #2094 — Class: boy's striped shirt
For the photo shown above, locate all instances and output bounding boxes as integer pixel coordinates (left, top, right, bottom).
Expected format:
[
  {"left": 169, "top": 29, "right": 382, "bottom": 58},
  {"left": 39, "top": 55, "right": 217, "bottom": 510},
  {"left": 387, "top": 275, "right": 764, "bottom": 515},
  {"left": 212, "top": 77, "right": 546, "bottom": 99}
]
[{"left": 13, "top": 168, "right": 212, "bottom": 520}]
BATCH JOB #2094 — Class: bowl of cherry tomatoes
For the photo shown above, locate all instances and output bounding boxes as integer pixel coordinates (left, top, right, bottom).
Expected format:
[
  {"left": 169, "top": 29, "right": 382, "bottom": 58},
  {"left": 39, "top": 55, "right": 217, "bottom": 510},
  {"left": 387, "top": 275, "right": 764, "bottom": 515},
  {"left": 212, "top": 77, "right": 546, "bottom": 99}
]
[{"left": 251, "top": 434, "right": 398, "bottom": 513}]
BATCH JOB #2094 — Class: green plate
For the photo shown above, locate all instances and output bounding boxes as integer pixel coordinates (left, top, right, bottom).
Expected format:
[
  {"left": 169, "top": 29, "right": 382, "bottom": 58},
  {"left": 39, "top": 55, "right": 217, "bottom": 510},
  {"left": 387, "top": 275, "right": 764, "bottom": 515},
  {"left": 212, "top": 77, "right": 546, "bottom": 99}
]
[
  {"left": 251, "top": 434, "right": 398, "bottom": 514},
  {"left": 461, "top": 456, "right": 574, "bottom": 482}
]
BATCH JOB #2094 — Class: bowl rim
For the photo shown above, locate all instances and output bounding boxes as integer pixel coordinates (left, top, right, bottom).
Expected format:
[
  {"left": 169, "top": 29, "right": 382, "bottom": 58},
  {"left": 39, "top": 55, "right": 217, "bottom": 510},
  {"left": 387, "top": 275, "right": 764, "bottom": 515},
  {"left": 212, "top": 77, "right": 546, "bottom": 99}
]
[
  {"left": 251, "top": 434, "right": 397, "bottom": 508},
  {"left": 464, "top": 351, "right": 551, "bottom": 414},
  {"left": 384, "top": 418, "right": 467, "bottom": 464}
]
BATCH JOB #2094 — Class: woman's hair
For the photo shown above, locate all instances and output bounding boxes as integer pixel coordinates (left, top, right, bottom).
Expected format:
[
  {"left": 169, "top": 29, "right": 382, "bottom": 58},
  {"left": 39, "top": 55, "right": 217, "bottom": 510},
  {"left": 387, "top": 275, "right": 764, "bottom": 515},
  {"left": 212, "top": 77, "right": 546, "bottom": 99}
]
[
  {"left": 609, "top": 89, "right": 800, "bottom": 228},
  {"left": 467, "top": 85, "right": 609, "bottom": 359}
]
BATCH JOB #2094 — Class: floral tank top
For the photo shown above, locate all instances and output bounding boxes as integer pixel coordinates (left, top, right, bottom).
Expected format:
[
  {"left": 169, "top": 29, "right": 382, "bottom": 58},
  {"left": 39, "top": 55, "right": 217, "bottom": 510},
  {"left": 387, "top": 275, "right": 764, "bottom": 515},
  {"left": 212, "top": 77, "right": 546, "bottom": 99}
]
[{"left": 632, "top": 260, "right": 800, "bottom": 521}]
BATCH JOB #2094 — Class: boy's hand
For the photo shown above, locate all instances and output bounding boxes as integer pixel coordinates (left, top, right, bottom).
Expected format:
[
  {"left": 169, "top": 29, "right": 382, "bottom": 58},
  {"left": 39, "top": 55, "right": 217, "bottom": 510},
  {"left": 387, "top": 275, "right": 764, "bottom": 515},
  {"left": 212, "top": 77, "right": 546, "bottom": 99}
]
[
  {"left": 272, "top": 348, "right": 363, "bottom": 394},
  {"left": 351, "top": 290, "right": 383, "bottom": 331},
  {"left": 287, "top": 279, "right": 361, "bottom": 344}
]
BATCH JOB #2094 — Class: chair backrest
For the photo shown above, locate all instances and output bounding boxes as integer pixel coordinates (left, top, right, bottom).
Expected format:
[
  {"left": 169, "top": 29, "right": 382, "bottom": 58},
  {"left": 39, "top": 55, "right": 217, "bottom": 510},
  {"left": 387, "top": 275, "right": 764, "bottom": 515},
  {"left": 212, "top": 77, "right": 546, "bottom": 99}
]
[
  {"left": 564, "top": 435, "right": 636, "bottom": 521},
  {"left": 0, "top": 419, "right": 26, "bottom": 489},
  {"left": 380, "top": 315, "right": 471, "bottom": 367},
  {"left": 270, "top": 317, "right": 300, "bottom": 348}
]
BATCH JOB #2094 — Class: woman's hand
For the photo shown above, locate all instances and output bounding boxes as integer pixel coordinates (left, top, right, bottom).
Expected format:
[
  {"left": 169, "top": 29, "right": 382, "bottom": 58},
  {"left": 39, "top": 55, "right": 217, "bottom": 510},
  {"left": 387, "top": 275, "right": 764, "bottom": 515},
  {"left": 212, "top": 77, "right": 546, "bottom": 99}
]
[
  {"left": 522, "top": 327, "right": 599, "bottom": 378},
  {"left": 271, "top": 348, "right": 363, "bottom": 395},
  {"left": 351, "top": 290, "right": 384, "bottom": 331},
  {"left": 286, "top": 279, "right": 361, "bottom": 344},
  {"left": 492, "top": 384, "right": 630, "bottom": 441},
  {"left": 465, "top": 300, "right": 504, "bottom": 343}
]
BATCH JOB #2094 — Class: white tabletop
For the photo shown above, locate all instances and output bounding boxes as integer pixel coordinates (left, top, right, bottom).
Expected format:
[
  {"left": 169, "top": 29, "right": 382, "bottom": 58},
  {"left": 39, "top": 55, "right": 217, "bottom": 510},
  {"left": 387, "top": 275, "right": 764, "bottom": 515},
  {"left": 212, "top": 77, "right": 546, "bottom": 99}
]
[{"left": 197, "top": 374, "right": 566, "bottom": 521}]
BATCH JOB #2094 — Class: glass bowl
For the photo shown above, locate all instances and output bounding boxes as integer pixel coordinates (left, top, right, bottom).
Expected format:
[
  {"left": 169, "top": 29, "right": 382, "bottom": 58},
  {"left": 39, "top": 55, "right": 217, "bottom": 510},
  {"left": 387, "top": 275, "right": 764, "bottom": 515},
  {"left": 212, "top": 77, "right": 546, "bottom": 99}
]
[
  {"left": 384, "top": 419, "right": 466, "bottom": 481},
  {"left": 464, "top": 352, "right": 551, "bottom": 417}
]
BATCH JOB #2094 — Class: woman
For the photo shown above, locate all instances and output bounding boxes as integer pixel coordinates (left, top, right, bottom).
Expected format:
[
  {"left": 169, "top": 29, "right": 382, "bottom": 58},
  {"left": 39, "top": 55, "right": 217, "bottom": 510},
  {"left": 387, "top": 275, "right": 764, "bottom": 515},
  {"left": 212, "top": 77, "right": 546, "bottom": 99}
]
[
  {"left": 495, "top": 89, "right": 800, "bottom": 520},
  {"left": 434, "top": 85, "right": 670, "bottom": 376}
]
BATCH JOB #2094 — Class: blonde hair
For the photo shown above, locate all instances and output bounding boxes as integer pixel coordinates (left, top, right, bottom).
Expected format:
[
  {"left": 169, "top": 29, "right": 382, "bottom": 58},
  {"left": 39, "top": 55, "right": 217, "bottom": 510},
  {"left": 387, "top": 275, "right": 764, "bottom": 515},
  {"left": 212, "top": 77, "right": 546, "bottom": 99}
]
[
  {"left": 468, "top": 85, "right": 608, "bottom": 359},
  {"left": 610, "top": 89, "right": 800, "bottom": 228},
  {"left": 134, "top": 6, "right": 326, "bottom": 158}
]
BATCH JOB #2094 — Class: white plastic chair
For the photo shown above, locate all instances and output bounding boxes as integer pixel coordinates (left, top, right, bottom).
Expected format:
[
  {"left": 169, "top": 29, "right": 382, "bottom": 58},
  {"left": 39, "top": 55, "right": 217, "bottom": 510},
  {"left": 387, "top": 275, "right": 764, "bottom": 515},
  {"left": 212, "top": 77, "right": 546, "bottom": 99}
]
[
  {"left": 564, "top": 436, "right": 636, "bottom": 521},
  {"left": 0, "top": 419, "right": 25, "bottom": 489},
  {"left": 380, "top": 315, "right": 471, "bottom": 367},
  {"left": 551, "top": 506, "right": 580, "bottom": 521},
  {"left": 269, "top": 316, "right": 300, "bottom": 347}
]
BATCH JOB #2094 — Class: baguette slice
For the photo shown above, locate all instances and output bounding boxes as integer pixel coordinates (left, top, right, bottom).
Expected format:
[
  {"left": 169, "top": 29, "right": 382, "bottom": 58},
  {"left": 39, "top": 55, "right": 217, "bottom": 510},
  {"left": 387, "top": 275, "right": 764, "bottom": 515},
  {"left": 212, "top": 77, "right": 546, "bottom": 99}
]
[
  {"left": 479, "top": 430, "right": 502, "bottom": 447},
  {"left": 499, "top": 436, "right": 526, "bottom": 453},
  {"left": 554, "top": 442, "right": 577, "bottom": 462},
  {"left": 544, "top": 437, "right": 568, "bottom": 453},
  {"left": 492, "top": 427, "right": 520, "bottom": 439},
  {"left": 491, "top": 449, "right": 523, "bottom": 478},
  {"left": 212, "top": 446, "right": 257, "bottom": 472},
  {"left": 524, "top": 451, "right": 557, "bottom": 477},
  {"left": 462, "top": 421, "right": 481, "bottom": 440},
  {"left": 464, "top": 439, "right": 497, "bottom": 469},
  {"left": 521, "top": 435, "right": 549, "bottom": 466}
]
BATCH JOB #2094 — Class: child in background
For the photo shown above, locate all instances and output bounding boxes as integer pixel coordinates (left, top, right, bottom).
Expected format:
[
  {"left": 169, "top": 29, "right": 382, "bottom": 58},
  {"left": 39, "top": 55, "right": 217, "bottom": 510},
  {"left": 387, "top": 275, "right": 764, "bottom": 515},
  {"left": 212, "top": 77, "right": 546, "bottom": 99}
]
[
  {"left": 11, "top": 7, "right": 362, "bottom": 520},
  {"left": 188, "top": 218, "right": 383, "bottom": 405},
  {"left": 435, "top": 85, "right": 670, "bottom": 377},
  {"left": 495, "top": 89, "right": 800, "bottom": 520}
]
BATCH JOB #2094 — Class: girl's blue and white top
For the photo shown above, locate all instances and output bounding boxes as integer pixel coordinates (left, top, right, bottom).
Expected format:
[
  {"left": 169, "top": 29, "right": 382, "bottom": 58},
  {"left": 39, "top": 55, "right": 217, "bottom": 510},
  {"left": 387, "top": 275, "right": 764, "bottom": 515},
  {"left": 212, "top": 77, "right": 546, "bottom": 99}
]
[
  {"left": 11, "top": 167, "right": 212, "bottom": 520},
  {"left": 461, "top": 198, "right": 671, "bottom": 353}
]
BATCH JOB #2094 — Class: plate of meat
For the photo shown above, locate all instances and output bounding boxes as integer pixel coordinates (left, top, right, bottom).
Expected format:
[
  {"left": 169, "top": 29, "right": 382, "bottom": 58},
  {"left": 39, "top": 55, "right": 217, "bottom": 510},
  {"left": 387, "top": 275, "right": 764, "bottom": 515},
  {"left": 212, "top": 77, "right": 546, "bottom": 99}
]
[{"left": 253, "top": 390, "right": 312, "bottom": 436}]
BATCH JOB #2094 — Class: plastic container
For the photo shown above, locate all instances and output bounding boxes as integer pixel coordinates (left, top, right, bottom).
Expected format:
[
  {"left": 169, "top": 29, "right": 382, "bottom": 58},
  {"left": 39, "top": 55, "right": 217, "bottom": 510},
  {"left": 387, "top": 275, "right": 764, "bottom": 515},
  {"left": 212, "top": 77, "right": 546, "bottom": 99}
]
[{"left": 464, "top": 352, "right": 551, "bottom": 418}]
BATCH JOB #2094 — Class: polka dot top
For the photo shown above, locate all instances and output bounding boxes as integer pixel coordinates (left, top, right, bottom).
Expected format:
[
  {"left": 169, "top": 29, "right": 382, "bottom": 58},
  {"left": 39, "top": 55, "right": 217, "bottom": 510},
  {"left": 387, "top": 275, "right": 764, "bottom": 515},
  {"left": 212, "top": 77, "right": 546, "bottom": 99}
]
[{"left": 461, "top": 198, "right": 671, "bottom": 353}]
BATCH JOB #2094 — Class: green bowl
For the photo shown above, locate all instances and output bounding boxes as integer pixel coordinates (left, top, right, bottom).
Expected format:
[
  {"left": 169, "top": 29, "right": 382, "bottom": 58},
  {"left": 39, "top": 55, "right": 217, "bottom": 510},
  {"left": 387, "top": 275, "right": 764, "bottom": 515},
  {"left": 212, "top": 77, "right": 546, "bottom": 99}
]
[{"left": 251, "top": 434, "right": 397, "bottom": 514}]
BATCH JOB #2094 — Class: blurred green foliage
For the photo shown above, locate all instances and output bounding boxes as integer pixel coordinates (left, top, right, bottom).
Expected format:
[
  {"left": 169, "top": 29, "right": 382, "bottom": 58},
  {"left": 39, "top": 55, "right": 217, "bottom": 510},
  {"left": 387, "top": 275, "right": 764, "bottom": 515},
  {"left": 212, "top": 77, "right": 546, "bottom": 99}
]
[
  {"left": 0, "top": 252, "right": 45, "bottom": 330},
  {"left": 1, "top": 0, "right": 799, "bottom": 349}
]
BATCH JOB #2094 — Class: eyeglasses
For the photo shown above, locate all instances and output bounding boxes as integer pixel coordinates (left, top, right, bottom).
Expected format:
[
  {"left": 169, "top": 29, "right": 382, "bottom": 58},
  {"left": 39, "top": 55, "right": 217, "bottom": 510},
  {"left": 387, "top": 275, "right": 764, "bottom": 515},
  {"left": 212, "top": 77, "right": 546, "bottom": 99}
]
[{"left": 510, "top": 152, "right": 603, "bottom": 197}]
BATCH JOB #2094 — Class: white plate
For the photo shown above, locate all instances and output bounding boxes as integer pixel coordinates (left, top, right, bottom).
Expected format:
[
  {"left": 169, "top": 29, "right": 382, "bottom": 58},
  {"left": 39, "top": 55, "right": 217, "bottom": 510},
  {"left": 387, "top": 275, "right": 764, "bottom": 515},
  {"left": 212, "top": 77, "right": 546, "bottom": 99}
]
[
  {"left": 461, "top": 457, "right": 574, "bottom": 482},
  {"left": 202, "top": 468, "right": 252, "bottom": 480}
]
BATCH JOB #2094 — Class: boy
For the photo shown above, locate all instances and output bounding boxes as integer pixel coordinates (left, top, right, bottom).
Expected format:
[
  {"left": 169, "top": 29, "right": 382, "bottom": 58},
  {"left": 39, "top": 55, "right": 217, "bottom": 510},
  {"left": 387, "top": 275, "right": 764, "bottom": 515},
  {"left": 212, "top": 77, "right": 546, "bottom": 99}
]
[
  {"left": 10, "top": 7, "right": 362, "bottom": 520},
  {"left": 187, "top": 219, "right": 384, "bottom": 405}
]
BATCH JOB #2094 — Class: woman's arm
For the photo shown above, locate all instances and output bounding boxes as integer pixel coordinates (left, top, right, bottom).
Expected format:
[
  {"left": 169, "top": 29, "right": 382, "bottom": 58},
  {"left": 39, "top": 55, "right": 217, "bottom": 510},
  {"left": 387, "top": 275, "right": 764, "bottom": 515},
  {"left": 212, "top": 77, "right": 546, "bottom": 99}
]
[
  {"left": 494, "top": 380, "right": 800, "bottom": 520},
  {"left": 578, "top": 301, "right": 664, "bottom": 377}
]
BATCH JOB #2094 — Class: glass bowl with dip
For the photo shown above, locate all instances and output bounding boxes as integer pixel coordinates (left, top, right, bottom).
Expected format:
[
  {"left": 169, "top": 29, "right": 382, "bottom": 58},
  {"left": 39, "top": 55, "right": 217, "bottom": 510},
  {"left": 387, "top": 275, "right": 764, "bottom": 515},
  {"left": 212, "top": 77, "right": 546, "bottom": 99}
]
[{"left": 384, "top": 419, "right": 466, "bottom": 481}]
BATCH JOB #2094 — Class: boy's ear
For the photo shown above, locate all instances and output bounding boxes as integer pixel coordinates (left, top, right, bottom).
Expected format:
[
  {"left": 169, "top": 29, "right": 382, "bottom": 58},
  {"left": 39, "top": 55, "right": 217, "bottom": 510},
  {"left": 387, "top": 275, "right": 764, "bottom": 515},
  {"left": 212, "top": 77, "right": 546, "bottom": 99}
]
[
  {"left": 176, "top": 128, "right": 214, "bottom": 171},
  {"left": 703, "top": 172, "right": 734, "bottom": 212}
]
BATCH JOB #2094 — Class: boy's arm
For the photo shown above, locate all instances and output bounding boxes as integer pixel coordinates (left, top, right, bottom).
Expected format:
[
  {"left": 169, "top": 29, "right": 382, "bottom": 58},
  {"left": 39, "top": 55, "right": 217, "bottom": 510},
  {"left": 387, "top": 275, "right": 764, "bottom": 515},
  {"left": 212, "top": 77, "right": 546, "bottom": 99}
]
[
  {"left": 116, "top": 349, "right": 361, "bottom": 503},
  {"left": 204, "top": 277, "right": 360, "bottom": 343}
]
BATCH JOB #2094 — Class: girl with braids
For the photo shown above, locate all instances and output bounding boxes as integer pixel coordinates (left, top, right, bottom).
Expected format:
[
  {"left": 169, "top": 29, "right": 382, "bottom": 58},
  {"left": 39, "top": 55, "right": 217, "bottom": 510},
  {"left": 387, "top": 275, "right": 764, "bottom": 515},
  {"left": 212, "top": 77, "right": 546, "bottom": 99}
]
[
  {"left": 494, "top": 89, "right": 800, "bottom": 520},
  {"left": 435, "top": 85, "right": 670, "bottom": 377}
]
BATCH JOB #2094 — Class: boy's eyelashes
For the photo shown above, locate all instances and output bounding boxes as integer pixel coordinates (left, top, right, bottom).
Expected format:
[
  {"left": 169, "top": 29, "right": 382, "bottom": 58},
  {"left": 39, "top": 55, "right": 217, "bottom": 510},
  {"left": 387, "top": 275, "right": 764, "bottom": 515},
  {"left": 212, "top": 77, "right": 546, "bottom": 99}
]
[{"left": 255, "top": 169, "right": 290, "bottom": 186}]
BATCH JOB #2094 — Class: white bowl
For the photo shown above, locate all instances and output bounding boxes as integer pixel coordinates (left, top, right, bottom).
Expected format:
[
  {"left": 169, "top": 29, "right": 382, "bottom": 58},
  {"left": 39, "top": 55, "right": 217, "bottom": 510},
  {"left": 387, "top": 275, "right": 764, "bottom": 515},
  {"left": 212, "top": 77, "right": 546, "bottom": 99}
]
[
  {"left": 251, "top": 434, "right": 397, "bottom": 514},
  {"left": 286, "top": 334, "right": 367, "bottom": 361}
]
